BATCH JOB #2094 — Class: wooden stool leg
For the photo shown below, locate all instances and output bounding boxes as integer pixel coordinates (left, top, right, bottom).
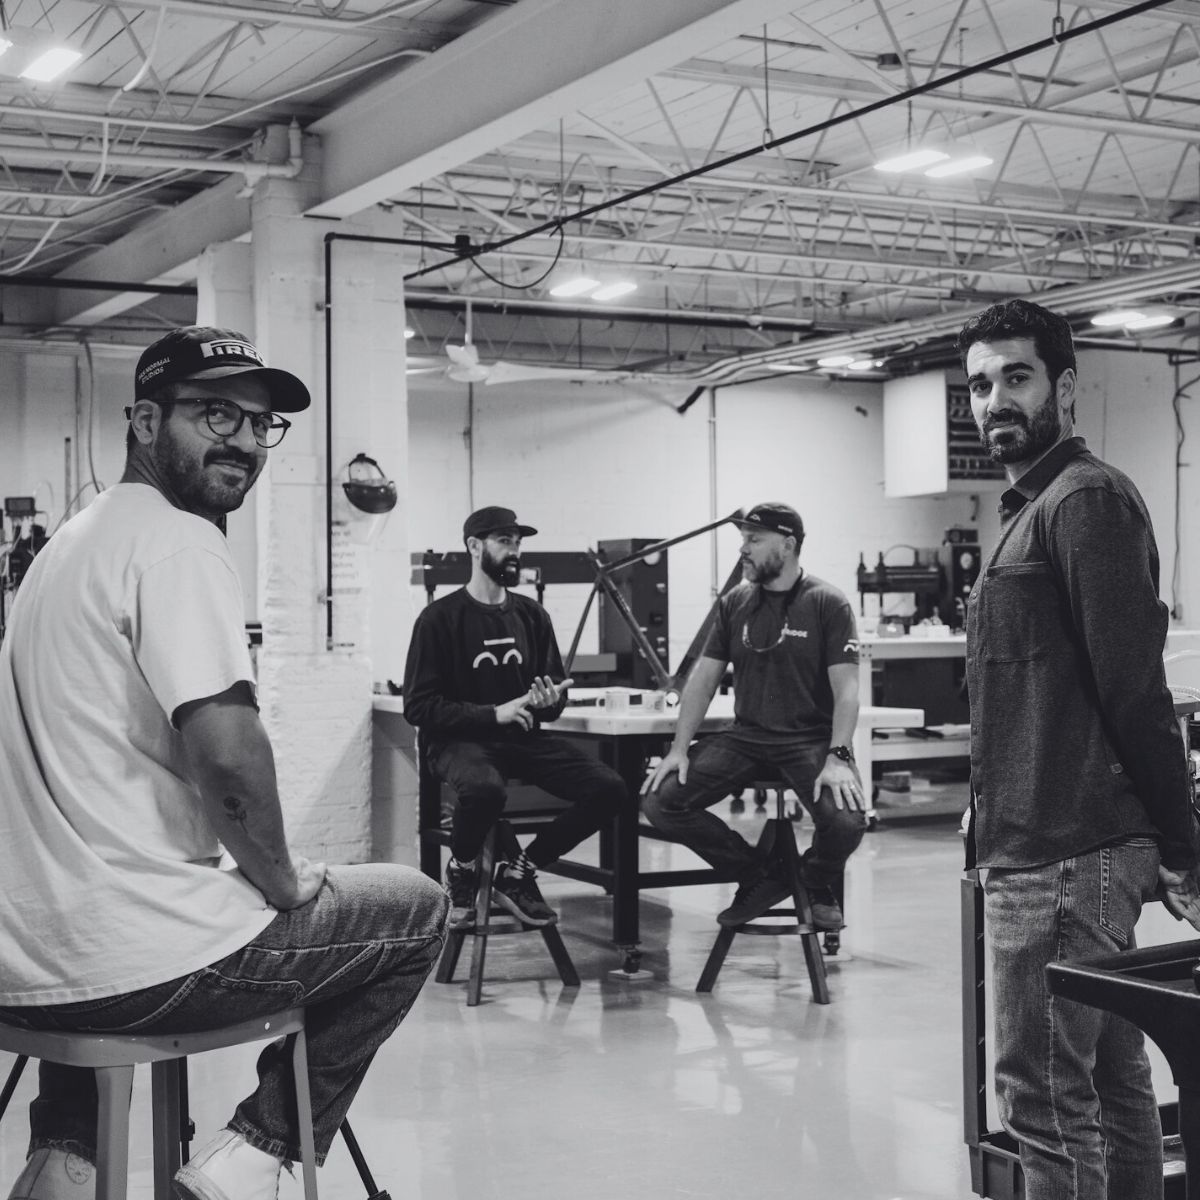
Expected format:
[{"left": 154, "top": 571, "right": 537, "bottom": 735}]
[
  {"left": 466, "top": 828, "right": 498, "bottom": 1007},
  {"left": 290, "top": 1028, "right": 319, "bottom": 1200},
  {"left": 151, "top": 1059, "right": 183, "bottom": 1198},
  {"left": 696, "top": 927, "right": 737, "bottom": 993},
  {"left": 95, "top": 1064, "right": 134, "bottom": 1200},
  {"left": 540, "top": 925, "right": 581, "bottom": 988},
  {"left": 779, "top": 822, "right": 830, "bottom": 1005},
  {"left": 436, "top": 929, "right": 466, "bottom": 983}
]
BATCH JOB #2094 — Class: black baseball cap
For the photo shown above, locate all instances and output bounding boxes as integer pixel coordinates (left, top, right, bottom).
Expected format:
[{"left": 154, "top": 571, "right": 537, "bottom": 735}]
[
  {"left": 463, "top": 506, "right": 538, "bottom": 541},
  {"left": 134, "top": 326, "right": 311, "bottom": 412},
  {"left": 735, "top": 503, "right": 804, "bottom": 540}
]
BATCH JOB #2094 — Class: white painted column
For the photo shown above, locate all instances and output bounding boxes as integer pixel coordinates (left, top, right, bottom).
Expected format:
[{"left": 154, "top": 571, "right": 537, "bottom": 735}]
[
  {"left": 196, "top": 242, "right": 258, "bottom": 620},
  {"left": 242, "top": 152, "right": 412, "bottom": 862}
]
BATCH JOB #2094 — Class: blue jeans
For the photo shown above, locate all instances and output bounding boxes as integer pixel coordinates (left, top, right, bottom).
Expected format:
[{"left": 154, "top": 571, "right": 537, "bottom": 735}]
[
  {"left": 642, "top": 731, "right": 866, "bottom": 883},
  {"left": 0, "top": 864, "right": 448, "bottom": 1167},
  {"left": 984, "top": 841, "right": 1163, "bottom": 1200}
]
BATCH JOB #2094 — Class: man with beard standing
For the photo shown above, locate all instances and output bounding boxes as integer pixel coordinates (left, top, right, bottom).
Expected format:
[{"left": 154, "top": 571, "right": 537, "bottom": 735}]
[
  {"left": 960, "top": 298, "right": 1200, "bottom": 1198},
  {"left": 642, "top": 504, "right": 866, "bottom": 930},
  {"left": 0, "top": 327, "right": 449, "bottom": 1200},
  {"left": 402, "top": 506, "right": 624, "bottom": 928}
]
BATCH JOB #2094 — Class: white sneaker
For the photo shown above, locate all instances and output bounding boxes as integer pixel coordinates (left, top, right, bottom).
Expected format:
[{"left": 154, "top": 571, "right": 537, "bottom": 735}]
[
  {"left": 173, "top": 1129, "right": 283, "bottom": 1200},
  {"left": 7, "top": 1149, "right": 94, "bottom": 1200}
]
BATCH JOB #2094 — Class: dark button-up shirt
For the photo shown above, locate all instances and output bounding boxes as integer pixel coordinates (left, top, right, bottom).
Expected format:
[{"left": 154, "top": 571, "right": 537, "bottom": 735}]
[{"left": 966, "top": 436, "right": 1198, "bottom": 871}]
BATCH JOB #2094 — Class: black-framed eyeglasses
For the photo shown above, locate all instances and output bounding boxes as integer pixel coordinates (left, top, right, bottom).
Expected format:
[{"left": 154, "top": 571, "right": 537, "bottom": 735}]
[{"left": 127, "top": 398, "right": 291, "bottom": 448}]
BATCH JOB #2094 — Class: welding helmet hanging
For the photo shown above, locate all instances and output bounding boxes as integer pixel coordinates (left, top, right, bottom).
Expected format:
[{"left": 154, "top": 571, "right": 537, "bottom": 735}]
[{"left": 342, "top": 453, "right": 397, "bottom": 514}]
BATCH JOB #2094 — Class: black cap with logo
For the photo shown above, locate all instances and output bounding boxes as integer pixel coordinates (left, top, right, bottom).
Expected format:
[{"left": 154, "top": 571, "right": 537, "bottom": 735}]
[
  {"left": 463, "top": 506, "right": 538, "bottom": 541},
  {"left": 134, "top": 326, "right": 311, "bottom": 412},
  {"left": 734, "top": 503, "right": 804, "bottom": 540}
]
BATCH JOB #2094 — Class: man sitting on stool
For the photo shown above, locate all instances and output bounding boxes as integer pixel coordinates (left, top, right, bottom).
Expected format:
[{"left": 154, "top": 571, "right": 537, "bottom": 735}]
[
  {"left": 643, "top": 503, "right": 867, "bottom": 929},
  {"left": 403, "top": 506, "right": 625, "bottom": 929}
]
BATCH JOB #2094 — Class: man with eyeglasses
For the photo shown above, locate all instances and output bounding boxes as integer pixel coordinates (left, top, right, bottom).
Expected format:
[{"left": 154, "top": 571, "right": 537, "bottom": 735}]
[
  {"left": 643, "top": 503, "right": 866, "bottom": 929},
  {"left": 0, "top": 327, "right": 448, "bottom": 1200},
  {"left": 403, "top": 506, "right": 625, "bottom": 929}
]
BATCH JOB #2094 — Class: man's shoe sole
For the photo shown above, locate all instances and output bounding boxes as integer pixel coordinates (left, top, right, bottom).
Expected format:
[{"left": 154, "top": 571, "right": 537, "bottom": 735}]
[{"left": 491, "top": 891, "right": 557, "bottom": 926}]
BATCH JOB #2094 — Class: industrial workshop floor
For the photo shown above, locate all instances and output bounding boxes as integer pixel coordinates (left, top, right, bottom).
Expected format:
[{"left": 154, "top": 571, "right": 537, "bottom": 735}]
[{"left": 0, "top": 807, "right": 1185, "bottom": 1200}]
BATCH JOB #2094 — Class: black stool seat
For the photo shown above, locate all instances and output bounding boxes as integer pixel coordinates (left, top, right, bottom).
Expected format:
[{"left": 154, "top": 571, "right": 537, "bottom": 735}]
[
  {"left": 436, "top": 818, "right": 580, "bottom": 1006},
  {"left": 697, "top": 792, "right": 833, "bottom": 1003}
]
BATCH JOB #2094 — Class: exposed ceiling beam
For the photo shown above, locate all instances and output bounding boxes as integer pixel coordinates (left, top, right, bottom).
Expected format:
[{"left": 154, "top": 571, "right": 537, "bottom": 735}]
[
  {"left": 307, "top": 0, "right": 811, "bottom": 218},
  {"left": 52, "top": 174, "right": 249, "bottom": 325}
]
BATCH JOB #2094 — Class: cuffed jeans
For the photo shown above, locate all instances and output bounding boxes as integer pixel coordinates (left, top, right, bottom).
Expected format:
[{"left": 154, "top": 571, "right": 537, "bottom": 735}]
[
  {"left": 641, "top": 731, "right": 866, "bottom": 884},
  {"left": 432, "top": 734, "right": 624, "bottom": 866},
  {"left": 984, "top": 840, "right": 1163, "bottom": 1200},
  {"left": 0, "top": 864, "right": 448, "bottom": 1167}
]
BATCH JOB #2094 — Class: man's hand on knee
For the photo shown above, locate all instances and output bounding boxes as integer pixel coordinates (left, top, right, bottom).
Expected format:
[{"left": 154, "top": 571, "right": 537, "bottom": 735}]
[{"left": 643, "top": 748, "right": 688, "bottom": 794}]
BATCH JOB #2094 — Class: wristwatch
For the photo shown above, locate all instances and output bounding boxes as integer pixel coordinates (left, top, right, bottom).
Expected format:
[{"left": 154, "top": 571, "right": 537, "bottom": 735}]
[{"left": 828, "top": 744, "right": 855, "bottom": 764}]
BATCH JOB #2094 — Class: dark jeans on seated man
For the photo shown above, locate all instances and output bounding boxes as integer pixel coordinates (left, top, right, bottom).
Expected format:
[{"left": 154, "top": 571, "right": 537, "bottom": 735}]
[
  {"left": 642, "top": 731, "right": 866, "bottom": 928},
  {"left": 0, "top": 865, "right": 448, "bottom": 1168},
  {"left": 431, "top": 734, "right": 625, "bottom": 927}
]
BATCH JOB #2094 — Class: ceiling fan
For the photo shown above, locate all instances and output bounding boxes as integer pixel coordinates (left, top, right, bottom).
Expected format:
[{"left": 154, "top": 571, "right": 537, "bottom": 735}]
[{"left": 438, "top": 299, "right": 647, "bottom": 386}]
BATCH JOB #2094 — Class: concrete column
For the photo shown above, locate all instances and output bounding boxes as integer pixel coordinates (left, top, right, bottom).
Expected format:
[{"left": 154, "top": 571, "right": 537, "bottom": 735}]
[
  {"left": 196, "top": 242, "right": 258, "bottom": 620},
  {"left": 243, "top": 145, "right": 412, "bottom": 862}
]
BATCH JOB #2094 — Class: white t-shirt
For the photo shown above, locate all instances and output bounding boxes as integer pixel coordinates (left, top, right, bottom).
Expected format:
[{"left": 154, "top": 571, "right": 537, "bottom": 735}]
[{"left": 0, "top": 484, "right": 276, "bottom": 1005}]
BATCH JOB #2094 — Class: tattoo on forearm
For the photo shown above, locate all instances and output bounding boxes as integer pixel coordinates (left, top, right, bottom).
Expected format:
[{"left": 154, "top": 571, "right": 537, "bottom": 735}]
[{"left": 222, "top": 795, "right": 248, "bottom": 831}]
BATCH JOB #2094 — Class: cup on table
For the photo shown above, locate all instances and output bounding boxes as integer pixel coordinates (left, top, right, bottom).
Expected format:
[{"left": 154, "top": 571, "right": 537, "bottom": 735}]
[{"left": 604, "top": 689, "right": 630, "bottom": 713}]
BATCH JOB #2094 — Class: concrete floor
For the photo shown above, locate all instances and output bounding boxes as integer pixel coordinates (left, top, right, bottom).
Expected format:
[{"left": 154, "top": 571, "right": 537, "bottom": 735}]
[{"left": 0, "top": 806, "right": 1183, "bottom": 1199}]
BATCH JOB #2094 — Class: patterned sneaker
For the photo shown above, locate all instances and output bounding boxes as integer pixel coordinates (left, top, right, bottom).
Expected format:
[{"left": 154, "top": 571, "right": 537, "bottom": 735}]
[
  {"left": 806, "top": 884, "right": 844, "bottom": 931},
  {"left": 445, "top": 860, "right": 478, "bottom": 929},
  {"left": 492, "top": 863, "right": 558, "bottom": 926},
  {"left": 717, "top": 863, "right": 791, "bottom": 927}
]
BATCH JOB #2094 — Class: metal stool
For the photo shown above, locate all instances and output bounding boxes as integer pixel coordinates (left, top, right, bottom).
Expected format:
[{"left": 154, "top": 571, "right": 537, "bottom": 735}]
[
  {"left": 0, "top": 1008, "right": 317, "bottom": 1200},
  {"left": 697, "top": 791, "right": 832, "bottom": 1003},
  {"left": 436, "top": 818, "right": 581, "bottom": 1006}
]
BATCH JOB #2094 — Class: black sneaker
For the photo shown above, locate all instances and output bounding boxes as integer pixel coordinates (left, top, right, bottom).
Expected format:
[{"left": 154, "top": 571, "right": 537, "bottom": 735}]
[
  {"left": 492, "top": 863, "right": 558, "bottom": 926},
  {"left": 806, "top": 884, "right": 844, "bottom": 931},
  {"left": 445, "top": 861, "right": 477, "bottom": 929},
  {"left": 717, "top": 863, "right": 791, "bottom": 927}
]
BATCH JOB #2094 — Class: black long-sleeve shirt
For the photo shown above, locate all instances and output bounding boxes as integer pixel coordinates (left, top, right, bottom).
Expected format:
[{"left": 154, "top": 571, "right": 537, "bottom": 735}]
[
  {"left": 402, "top": 586, "right": 568, "bottom": 741},
  {"left": 966, "top": 436, "right": 1199, "bottom": 871}
]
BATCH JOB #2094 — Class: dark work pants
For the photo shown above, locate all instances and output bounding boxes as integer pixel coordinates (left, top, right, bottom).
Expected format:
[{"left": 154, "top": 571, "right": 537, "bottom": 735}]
[
  {"left": 432, "top": 734, "right": 625, "bottom": 867},
  {"left": 642, "top": 731, "right": 867, "bottom": 884}
]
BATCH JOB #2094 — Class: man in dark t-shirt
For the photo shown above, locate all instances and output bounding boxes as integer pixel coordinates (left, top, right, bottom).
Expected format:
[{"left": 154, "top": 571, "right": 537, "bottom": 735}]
[
  {"left": 643, "top": 503, "right": 867, "bottom": 929},
  {"left": 403, "top": 506, "right": 624, "bottom": 929}
]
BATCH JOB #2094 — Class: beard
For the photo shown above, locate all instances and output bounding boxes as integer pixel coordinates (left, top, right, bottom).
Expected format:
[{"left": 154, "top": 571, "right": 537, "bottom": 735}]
[
  {"left": 742, "top": 547, "right": 785, "bottom": 586},
  {"left": 151, "top": 424, "right": 262, "bottom": 517},
  {"left": 481, "top": 545, "right": 520, "bottom": 587},
  {"left": 978, "top": 386, "right": 1062, "bottom": 464}
]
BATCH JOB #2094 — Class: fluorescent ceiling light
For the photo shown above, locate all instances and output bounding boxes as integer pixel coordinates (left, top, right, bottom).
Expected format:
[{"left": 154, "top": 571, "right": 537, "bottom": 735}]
[
  {"left": 20, "top": 46, "right": 81, "bottom": 81},
  {"left": 817, "top": 354, "right": 856, "bottom": 368},
  {"left": 874, "top": 148, "right": 949, "bottom": 173},
  {"left": 1124, "top": 308, "right": 1177, "bottom": 331},
  {"left": 765, "top": 363, "right": 807, "bottom": 372},
  {"left": 549, "top": 276, "right": 599, "bottom": 298},
  {"left": 403, "top": 326, "right": 415, "bottom": 340},
  {"left": 925, "top": 154, "right": 994, "bottom": 178},
  {"left": 848, "top": 359, "right": 881, "bottom": 371},
  {"left": 1090, "top": 308, "right": 1146, "bottom": 328},
  {"left": 591, "top": 280, "right": 638, "bottom": 301}
]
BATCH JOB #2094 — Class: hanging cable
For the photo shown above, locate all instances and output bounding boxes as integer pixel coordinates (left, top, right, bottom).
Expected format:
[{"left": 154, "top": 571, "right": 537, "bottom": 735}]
[
  {"left": 761, "top": 26, "right": 773, "bottom": 147},
  {"left": 404, "top": 0, "right": 1174, "bottom": 284}
]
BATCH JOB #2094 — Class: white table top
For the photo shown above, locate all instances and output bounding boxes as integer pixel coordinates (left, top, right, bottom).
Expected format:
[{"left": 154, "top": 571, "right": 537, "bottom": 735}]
[
  {"left": 372, "top": 692, "right": 924, "bottom": 736},
  {"left": 553, "top": 696, "right": 925, "bottom": 737}
]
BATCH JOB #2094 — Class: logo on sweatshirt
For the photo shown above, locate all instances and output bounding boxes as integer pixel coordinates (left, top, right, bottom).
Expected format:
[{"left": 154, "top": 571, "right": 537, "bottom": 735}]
[{"left": 472, "top": 636, "right": 523, "bottom": 669}]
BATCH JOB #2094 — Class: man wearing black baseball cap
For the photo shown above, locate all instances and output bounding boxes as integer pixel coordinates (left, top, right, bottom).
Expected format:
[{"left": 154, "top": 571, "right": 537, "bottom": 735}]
[
  {"left": 403, "top": 505, "right": 624, "bottom": 929},
  {"left": 643, "top": 501, "right": 866, "bottom": 930},
  {"left": 0, "top": 326, "right": 448, "bottom": 1200}
]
